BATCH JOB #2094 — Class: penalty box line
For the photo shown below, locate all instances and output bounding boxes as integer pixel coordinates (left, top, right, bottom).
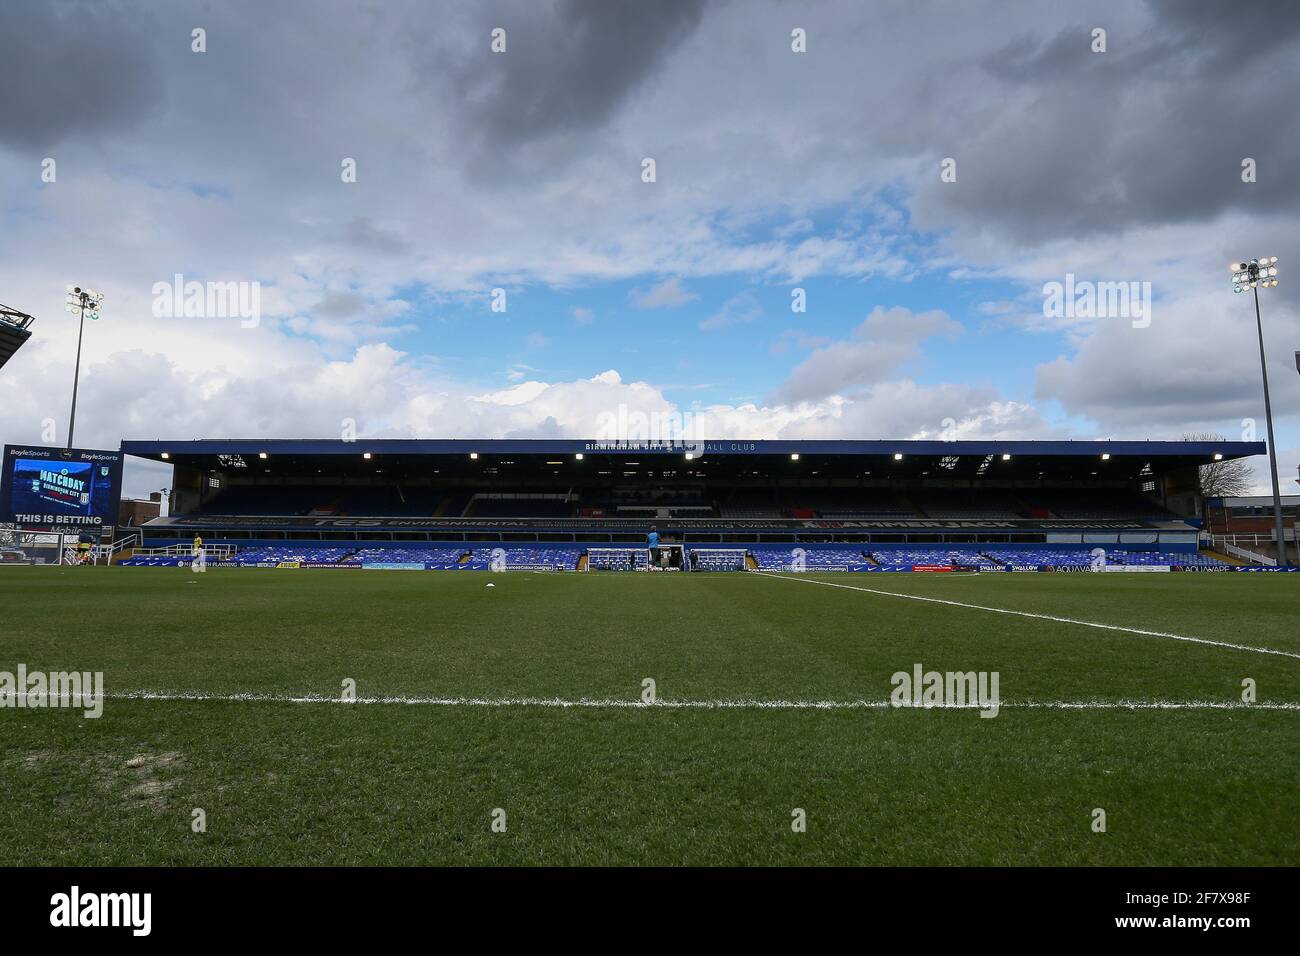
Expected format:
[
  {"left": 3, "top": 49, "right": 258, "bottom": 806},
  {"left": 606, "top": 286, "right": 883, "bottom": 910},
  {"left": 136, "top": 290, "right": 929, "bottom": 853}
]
[
  {"left": 755, "top": 572, "right": 1300, "bottom": 662},
  {"left": 27, "top": 691, "right": 1300, "bottom": 711}
]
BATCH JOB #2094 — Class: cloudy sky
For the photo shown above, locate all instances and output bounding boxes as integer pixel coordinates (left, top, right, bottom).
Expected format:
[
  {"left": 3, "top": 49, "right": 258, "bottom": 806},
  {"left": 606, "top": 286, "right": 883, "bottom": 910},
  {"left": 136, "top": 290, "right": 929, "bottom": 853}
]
[{"left": 1, "top": 0, "right": 1298, "bottom": 497}]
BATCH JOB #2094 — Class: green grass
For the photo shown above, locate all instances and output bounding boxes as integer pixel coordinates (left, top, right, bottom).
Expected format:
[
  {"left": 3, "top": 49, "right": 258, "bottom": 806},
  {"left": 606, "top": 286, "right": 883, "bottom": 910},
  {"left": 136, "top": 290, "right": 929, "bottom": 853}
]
[{"left": 1, "top": 566, "right": 1297, "bottom": 865}]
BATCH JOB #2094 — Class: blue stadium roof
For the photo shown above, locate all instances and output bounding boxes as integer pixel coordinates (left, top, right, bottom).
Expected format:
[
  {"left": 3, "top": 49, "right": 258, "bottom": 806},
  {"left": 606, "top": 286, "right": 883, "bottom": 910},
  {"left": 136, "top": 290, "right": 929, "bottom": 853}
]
[{"left": 121, "top": 437, "right": 1263, "bottom": 460}]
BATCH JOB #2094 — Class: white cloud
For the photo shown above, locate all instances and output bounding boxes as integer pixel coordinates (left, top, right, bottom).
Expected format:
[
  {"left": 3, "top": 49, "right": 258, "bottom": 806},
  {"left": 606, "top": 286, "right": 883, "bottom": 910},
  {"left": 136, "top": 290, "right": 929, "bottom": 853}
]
[
  {"left": 699, "top": 290, "right": 762, "bottom": 331},
  {"left": 777, "top": 306, "right": 961, "bottom": 403},
  {"left": 629, "top": 277, "right": 698, "bottom": 310}
]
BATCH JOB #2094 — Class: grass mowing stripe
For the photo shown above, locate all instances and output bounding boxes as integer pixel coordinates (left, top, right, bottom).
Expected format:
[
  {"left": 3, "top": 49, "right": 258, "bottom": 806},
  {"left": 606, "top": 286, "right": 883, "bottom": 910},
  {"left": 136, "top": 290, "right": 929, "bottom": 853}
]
[{"left": 757, "top": 571, "right": 1300, "bottom": 661}]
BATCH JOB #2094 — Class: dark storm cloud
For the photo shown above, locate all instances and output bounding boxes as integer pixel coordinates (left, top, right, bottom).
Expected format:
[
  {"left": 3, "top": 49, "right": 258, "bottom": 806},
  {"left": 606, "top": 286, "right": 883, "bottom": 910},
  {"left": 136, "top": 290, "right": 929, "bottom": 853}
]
[
  {"left": 1146, "top": 0, "right": 1300, "bottom": 76},
  {"left": 446, "top": 0, "right": 710, "bottom": 148},
  {"left": 913, "top": 0, "right": 1300, "bottom": 244},
  {"left": 0, "top": 0, "right": 163, "bottom": 150}
]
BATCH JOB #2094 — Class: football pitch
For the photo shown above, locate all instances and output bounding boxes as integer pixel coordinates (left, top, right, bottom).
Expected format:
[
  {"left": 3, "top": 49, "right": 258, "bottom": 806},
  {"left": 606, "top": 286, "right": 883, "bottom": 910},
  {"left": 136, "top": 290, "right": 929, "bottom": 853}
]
[{"left": 1, "top": 566, "right": 1297, "bottom": 866}]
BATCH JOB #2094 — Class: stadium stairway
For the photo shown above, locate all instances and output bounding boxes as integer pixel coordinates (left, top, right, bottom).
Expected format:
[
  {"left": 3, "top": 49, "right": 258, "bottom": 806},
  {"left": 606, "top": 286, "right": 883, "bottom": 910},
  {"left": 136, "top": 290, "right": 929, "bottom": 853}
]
[{"left": 1201, "top": 547, "right": 1247, "bottom": 566}]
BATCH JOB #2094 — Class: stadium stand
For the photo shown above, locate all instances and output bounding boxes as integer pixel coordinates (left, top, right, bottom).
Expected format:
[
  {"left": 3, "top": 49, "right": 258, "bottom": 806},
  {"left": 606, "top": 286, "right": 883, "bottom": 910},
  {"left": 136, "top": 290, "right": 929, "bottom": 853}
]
[
  {"left": 1027, "top": 490, "right": 1174, "bottom": 520},
  {"left": 0, "top": 302, "right": 36, "bottom": 371},
  {"left": 911, "top": 490, "right": 1024, "bottom": 520},
  {"left": 112, "top": 437, "right": 1268, "bottom": 573},
  {"left": 747, "top": 545, "right": 871, "bottom": 570},
  {"left": 868, "top": 548, "right": 997, "bottom": 568},
  {"left": 794, "top": 489, "right": 915, "bottom": 518}
]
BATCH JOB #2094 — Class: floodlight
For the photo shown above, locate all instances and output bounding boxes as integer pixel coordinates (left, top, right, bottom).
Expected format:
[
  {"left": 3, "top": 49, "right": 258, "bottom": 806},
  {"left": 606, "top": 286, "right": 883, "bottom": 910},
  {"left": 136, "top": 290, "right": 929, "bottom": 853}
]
[{"left": 1227, "top": 252, "right": 1289, "bottom": 563}]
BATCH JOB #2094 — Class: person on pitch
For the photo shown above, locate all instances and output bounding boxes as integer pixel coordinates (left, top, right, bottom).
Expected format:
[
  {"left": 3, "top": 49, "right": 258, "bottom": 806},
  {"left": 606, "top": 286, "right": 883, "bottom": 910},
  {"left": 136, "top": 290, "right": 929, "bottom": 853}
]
[{"left": 646, "top": 525, "right": 660, "bottom": 571}]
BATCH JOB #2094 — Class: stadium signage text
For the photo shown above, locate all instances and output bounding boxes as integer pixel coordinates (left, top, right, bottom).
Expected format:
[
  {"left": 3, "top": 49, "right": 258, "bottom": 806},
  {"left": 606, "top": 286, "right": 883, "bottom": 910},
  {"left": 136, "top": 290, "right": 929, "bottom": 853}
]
[{"left": 582, "top": 440, "right": 759, "bottom": 453}]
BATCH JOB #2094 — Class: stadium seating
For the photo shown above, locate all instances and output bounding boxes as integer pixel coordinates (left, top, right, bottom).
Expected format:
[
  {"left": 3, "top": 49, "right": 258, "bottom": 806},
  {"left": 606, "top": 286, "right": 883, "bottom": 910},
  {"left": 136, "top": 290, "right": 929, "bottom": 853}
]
[
  {"left": 978, "top": 548, "right": 1228, "bottom": 568},
  {"left": 868, "top": 549, "right": 998, "bottom": 568},
  {"left": 468, "top": 498, "right": 573, "bottom": 518},
  {"left": 793, "top": 490, "right": 915, "bottom": 519},
  {"left": 746, "top": 545, "right": 870, "bottom": 570},
  {"left": 1104, "top": 550, "right": 1227, "bottom": 567},
  {"left": 234, "top": 546, "right": 358, "bottom": 564},
  {"left": 911, "top": 490, "right": 1024, "bottom": 520},
  {"left": 1027, "top": 490, "right": 1174, "bottom": 520},
  {"left": 466, "top": 546, "right": 581, "bottom": 569},
  {"left": 978, "top": 549, "right": 1094, "bottom": 567},
  {"left": 353, "top": 547, "right": 468, "bottom": 566},
  {"left": 719, "top": 488, "right": 782, "bottom": 519},
  {"left": 119, "top": 541, "right": 1228, "bottom": 571}
]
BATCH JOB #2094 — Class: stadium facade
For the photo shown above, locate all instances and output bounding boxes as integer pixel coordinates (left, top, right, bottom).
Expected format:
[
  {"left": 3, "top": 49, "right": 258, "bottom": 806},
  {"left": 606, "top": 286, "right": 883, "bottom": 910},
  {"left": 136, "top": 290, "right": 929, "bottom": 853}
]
[{"left": 102, "top": 437, "right": 1273, "bottom": 571}]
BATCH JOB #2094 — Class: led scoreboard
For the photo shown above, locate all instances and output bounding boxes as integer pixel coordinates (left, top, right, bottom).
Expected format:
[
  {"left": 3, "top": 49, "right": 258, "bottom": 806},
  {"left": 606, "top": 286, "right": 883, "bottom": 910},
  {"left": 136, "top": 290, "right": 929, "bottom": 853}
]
[{"left": 0, "top": 445, "right": 124, "bottom": 530}]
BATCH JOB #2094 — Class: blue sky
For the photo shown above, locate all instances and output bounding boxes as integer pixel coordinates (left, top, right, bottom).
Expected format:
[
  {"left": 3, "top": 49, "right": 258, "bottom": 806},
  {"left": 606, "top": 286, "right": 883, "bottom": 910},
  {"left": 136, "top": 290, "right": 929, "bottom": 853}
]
[{"left": 1, "top": 0, "right": 1298, "bottom": 498}]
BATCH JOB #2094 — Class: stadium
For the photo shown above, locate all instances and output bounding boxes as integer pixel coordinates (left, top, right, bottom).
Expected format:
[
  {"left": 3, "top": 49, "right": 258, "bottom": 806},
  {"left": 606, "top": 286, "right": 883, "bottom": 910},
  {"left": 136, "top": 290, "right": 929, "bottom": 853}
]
[
  {"left": 1, "top": 1, "right": 1298, "bottom": 927},
  {"left": 2, "top": 430, "right": 1297, "bottom": 872},
  {"left": 112, "top": 436, "right": 1263, "bottom": 571}
]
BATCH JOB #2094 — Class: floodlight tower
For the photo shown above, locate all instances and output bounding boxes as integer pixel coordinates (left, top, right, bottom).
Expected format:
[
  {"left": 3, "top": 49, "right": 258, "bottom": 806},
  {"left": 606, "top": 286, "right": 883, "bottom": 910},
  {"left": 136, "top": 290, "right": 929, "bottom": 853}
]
[
  {"left": 63, "top": 285, "right": 104, "bottom": 449},
  {"left": 1230, "top": 257, "right": 1287, "bottom": 565}
]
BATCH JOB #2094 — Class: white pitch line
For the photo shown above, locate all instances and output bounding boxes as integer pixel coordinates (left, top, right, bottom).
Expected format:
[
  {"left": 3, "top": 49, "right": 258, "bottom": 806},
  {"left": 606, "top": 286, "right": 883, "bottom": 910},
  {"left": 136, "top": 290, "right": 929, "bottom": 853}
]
[
  {"left": 19, "top": 691, "right": 1299, "bottom": 711},
  {"left": 755, "top": 571, "right": 1300, "bottom": 662}
]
